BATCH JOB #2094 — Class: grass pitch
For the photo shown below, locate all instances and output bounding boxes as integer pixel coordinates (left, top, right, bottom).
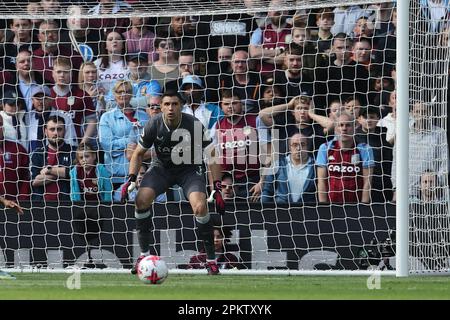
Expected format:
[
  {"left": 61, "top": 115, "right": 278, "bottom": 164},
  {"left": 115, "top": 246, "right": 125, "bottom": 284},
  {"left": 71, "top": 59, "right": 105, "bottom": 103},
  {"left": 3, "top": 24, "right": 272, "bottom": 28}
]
[{"left": 1, "top": 273, "right": 450, "bottom": 300}]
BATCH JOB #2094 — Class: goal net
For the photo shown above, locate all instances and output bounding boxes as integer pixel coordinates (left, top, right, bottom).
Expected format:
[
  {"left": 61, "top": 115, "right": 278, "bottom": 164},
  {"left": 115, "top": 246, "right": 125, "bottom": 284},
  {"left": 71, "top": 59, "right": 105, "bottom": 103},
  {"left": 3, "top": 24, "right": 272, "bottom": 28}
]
[{"left": 0, "top": 0, "right": 449, "bottom": 275}]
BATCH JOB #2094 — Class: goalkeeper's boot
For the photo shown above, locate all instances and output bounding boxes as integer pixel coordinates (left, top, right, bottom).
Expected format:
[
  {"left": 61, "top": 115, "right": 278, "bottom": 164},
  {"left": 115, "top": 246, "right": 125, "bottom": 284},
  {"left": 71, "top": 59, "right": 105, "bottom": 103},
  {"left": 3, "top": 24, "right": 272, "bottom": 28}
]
[
  {"left": 131, "top": 255, "right": 145, "bottom": 275},
  {"left": 206, "top": 260, "right": 220, "bottom": 275}
]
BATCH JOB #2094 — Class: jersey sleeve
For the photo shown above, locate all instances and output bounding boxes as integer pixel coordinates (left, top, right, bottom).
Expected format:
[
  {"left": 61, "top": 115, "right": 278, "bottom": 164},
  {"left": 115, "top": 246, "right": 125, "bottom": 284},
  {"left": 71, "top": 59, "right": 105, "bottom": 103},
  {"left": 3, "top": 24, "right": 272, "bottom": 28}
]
[
  {"left": 138, "top": 118, "right": 156, "bottom": 150},
  {"left": 250, "top": 28, "right": 263, "bottom": 45},
  {"left": 358, "top": 144, "right": 375, "bottom": 168},
  {"left": 316, "top": 143, "right": 329, "bottom": 167}
]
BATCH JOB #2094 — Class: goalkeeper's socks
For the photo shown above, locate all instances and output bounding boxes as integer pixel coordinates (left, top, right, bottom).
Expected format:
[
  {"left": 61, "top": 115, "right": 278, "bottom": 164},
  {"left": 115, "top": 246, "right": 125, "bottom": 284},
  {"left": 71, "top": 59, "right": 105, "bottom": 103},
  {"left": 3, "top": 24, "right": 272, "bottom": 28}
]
[
  {"left": 196, "top": 213, "right": 216, "bottom": 260},
  {"left": 140, "top": 251, "right": 150, "bottom": 257},
  {"left": 135, "top": 208, "right": 153, "bottom": 254}
]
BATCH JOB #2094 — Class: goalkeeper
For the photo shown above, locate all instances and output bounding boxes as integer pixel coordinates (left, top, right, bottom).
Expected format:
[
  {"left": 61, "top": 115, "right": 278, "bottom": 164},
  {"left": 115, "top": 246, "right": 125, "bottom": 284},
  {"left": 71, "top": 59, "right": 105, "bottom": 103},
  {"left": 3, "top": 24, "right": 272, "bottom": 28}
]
[
  {"left": 121, "top": 91, "right": 225, "bottom": 275},
  {"left": 0, "top": 196, "right": 23, "bottom": 280}
]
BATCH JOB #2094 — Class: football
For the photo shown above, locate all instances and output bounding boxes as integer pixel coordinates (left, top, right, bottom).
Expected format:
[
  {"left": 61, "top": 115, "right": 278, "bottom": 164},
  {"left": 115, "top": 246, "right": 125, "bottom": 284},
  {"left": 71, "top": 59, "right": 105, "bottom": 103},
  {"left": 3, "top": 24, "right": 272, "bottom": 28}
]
[{"left": 137, "top": 255, "right": 169, "bottom": 284}]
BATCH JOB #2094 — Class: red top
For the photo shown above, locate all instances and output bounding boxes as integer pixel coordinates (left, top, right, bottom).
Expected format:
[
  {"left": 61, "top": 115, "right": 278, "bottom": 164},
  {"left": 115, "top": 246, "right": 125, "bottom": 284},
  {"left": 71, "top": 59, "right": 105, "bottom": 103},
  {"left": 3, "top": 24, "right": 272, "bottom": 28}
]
[{"left": 76, "top": 165, "right": 99, "bottom": 201}]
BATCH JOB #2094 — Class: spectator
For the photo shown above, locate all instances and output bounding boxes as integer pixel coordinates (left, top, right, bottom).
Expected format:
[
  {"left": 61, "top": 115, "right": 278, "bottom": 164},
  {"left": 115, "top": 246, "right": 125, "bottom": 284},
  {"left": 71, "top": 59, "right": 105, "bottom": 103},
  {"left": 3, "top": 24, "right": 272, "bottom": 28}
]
[
  {"left": 165, "top": 51, "right": 195, "bottom": 93},
  {"left": 205, "top": 46, "right": 233, "bottom": 103},
  {"left": 180, "top": 75, "right": 223, "bottom": 139},
  {"left": 0, "top": 88, "right": 27, "bottom": 149},
  {"left": 392, "top": 101, "right": 449, "bottom": 199},
  {"left": 114, "top": 163, "right": 166, "bottom": 203},
  {"left": 98, "top": 80, "right": 149, "bottom": 189},
  {"left": 262, "top": 133, "right": 316, "bottom": 204},
  {"left": 355, "top": 106, "right": 393, "bottom": 203},
  {"left": 219, "top": 50, "right": 261, "bottom": 113},
  {"left": 249, "top": 0, "right": 292, "bottom": 74},
  {"left": 331, "top": 5, "right": 372, "bottom": 36},
  {"left": 377, "top": 90, "right": 396, "bottom": 145},
  {"left": 78, "top": 62, "right": 106, "bottom": 115},
  {"left": 351, "top": 37, "right": 375, "bottom": 69},
  {"left": 161, "top": 15, "right": 207, "bottom": 63},
  {"left": 149, "top": 37, "right": 179, "bottom": 90},
  {"left": 185, "top": 224, "right": 244, "bottom": 270},
  {"left": 66, "top": 4, "right": 102, "bottom": 62},
  {"left": 27, "top": 85, "right": 77, "bottom": 152},
  {"left": 50, "top": 57, "right": 97, "bottom": 145},
  {"left": 273, "top": 43, "right": 313, "bottom": 101},
  {"left": 122, "top": 16, "right": 156, "bottom": 63},
  {"left": 30, "top": 115, "right": 76, "bottom": 201},
  {"left": 285, "top": 21, "right": 318, "bottom": 81},
  {"left": 70, "top": 141, "right": 113, "bottom": 202},
  {"left": 221, "top": 172, "right": 236, "bottom": 201},
  {"left": 7, "top": 49, "right": 44, "bottom": 112},
  {"left": 419, "top": 0, "right": 450, "bottom": 33},
  {"left": 214, "top": 89, "right": 260, "bottom": 199},
  {"left": 316, "top": 111, "right": 374, "bottom": 204},
  {"left": 88, "top": 0, "right": 131, "bottom": 35},
  {"left": 40, "top": 0, "right": 62, "bottom": 15},
  {"left": 26, "top": 2, "right": 43, "bottom": 30},
  {"left": 145, "top": 94, "right": 162, "bottom": 118},
  {"left": 0, "top": 113, "right": 30, "bottom": 201},
  {"left": 312, "top": 8, "right": 335, "bottom": 54},
  {"left": 410, "top": 169, "right": 450, "bottom": 270},
  {"left": 2, "top": 19, "right": 39, "bottom": 72},
  {"left": 94, "top": 30, "right": 129, "bottom": 94},
  {"left": 124, "top": 53, "right": 161, "bottom": 110},
  {"left": 259, "top": 93, "right": 326, "bottom": 156},
  {"left": 315, "top": 33, "right": 369, "bottom": 108},
  {"left": 352, "top": 15, "right": 375, "bottom": 39},
  {"left": 344, "top": 95, "right": 363, "bottom": 119},
  {"left": 199, "top": 3, "right": 258, "bottom": 54},
  {"left": 32, "top": 19, "right": 83, "bottom": 85}
]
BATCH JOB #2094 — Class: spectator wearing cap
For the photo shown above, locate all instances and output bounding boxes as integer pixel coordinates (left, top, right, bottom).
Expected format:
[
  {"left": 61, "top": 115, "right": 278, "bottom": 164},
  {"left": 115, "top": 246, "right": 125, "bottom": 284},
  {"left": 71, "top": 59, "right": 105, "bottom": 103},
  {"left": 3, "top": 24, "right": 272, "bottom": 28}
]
[
  {"left": 262, "top": 133, "right": 317, "bottom": 204},
  {"left": 259, "top": 93, "right": 326, "bottom": 156},
  {"left": 180, "top": 75, "right": 224, "bottom": 139},
  {"left": 27, "top": 85, "right": 78, "bottom": 152},
  {"left": 0, "top": 89, "right": 27, "bottom": 149},
  {"left": 0, "top": 113, "right": 30, "bottom": 201},
  {"left": 273, "top": 43, "right": 313, "bottom": 102},
  {"left": 219, "top": 50, "right": 261, "bottom": 114}
]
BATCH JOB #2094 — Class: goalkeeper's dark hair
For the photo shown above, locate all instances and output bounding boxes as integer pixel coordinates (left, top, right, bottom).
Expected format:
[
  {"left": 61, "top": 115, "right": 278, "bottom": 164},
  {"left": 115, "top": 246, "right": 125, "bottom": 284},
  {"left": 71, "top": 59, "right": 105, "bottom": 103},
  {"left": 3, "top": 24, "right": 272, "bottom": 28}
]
[{"left": 161, "top": 90, "right": 184, "bottom": 103}]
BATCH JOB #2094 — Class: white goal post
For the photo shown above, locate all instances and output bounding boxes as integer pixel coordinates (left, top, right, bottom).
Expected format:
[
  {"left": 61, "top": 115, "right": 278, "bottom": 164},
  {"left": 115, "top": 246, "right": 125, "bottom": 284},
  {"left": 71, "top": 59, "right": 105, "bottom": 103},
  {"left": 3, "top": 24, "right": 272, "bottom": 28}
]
[{"left": 0, "top": 0, "right": 449, "bottom": 277}]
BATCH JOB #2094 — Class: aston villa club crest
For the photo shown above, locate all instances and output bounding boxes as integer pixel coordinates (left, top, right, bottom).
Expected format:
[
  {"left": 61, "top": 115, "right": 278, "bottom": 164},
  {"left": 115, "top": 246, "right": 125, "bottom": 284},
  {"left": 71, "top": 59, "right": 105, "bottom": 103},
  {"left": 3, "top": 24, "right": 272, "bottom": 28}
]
[{"left": 243, "top": 126, "right": 252, "bottom": 136}]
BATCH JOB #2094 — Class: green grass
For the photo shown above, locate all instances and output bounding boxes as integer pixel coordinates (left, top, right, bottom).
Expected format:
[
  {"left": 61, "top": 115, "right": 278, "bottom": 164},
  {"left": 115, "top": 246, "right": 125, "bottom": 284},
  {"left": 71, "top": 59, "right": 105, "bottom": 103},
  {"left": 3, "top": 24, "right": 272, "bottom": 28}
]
[{"left": 1, "top": 273, "right": 450, "bottom": 300}]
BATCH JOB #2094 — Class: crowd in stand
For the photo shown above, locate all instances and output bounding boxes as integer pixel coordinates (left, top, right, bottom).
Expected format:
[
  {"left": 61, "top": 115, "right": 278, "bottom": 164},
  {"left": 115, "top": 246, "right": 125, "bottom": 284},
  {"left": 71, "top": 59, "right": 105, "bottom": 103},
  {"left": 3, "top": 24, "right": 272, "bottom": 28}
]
[{"left": 0, "top": 0, "right": 449, "bottom": 206}]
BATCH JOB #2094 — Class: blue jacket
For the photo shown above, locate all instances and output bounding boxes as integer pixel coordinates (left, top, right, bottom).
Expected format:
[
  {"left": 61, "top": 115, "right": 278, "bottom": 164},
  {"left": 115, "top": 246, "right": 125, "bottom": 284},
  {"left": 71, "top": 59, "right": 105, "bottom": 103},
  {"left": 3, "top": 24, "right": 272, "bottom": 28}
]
[
  {"left": 262, "top": 155, "right": 316, "bottom": 204},
  {"left": 98, "top": 107, "right": 149, "bottom": 183},
  {"left": 70, "top": 164, "right": 113, "bottom": 202}
]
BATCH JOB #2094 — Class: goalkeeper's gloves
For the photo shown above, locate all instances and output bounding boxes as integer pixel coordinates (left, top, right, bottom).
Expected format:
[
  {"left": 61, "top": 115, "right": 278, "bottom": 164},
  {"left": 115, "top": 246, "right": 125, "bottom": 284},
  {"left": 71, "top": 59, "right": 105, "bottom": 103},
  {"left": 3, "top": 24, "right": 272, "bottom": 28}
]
[
  {"left": 207, "top": 180, "right": 225, "bottom": 215},
  {"left": 121, "top": 174, "right": 137, "bottom": 203}
]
